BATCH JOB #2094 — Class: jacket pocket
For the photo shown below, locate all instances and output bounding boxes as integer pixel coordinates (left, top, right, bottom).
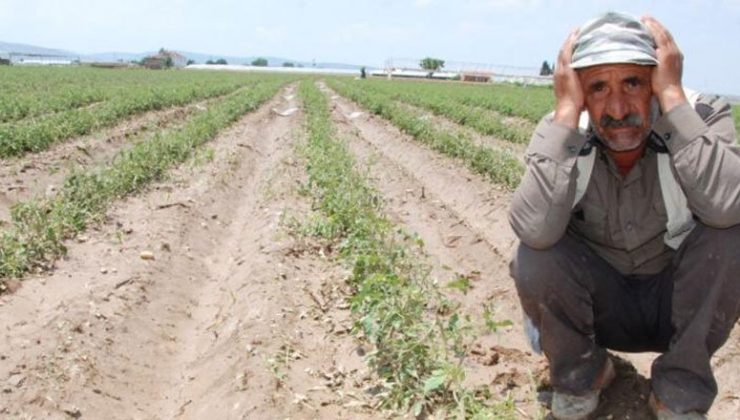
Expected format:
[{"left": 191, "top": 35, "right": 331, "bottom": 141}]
[{"left": 572, "top": 201, "right": 609, "bottom": 243}]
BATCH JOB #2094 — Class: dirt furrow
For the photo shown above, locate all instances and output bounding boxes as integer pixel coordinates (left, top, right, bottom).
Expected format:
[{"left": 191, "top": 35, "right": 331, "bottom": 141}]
[
  {"left": 392, "top": 100, "right": 527, "bottom": 158},
  {"left": 0, "top": 94, "right": 224, "bottom": 225},
  {"left": 326, "top": 88, "right": 517, "bottom": 272},
  {"left": 0, "top": 86, "right": 374, "bottom": 419},
  {"left": 327, "top": 92, "right": 545, "bottom": 414}
]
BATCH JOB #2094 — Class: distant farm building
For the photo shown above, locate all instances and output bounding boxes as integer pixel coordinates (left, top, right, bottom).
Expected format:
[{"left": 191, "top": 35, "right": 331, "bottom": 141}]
[
  {"left": 460, "top": 71, "right": 493, "bottom": 83},
  {"left": 142, "top": 49, "right": 188, "bottom": 69}
]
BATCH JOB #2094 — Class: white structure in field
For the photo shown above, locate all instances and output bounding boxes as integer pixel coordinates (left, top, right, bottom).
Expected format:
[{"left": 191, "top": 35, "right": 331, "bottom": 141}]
[
  {"left": 376, "top": 57, "right": 553, "bottom": 86},
  {"left": 6, "top": 52, "right": 78, "bottom": 65}
]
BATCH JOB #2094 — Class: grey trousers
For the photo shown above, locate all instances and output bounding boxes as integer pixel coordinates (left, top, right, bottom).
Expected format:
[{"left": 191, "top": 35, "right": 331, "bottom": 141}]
[{"left": 510, "top": 222, "right": 740, "bottom": 414}]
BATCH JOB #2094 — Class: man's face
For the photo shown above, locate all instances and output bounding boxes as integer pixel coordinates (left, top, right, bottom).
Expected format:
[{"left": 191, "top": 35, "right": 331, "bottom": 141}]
[{"left": 577, "top": 64, "right": 654, "bottom": 152}]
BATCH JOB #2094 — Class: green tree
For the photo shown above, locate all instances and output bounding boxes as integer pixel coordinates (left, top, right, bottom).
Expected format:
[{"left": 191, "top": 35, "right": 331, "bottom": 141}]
[
  {"left": 282, "top": 62, "right": 295, "bottom": 67},
  {"left": 186, "top": 59, "right": 195, "bottom": 65},
  {"left": 539, "top": 60, "right": 553, "bottom": 76},
  {"left": 419, "top": 57, "right": 445, "bottom": 71},
  {"left": 251, "top": 57, "right": 268, "bottom": 66},
  {"left": 215, "top": 58, "right": 228, "bottom": 65}
]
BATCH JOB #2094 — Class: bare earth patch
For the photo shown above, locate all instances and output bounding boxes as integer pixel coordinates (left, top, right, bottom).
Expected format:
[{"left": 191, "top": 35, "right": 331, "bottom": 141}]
[
  {"left": 0, "top": 95, "right": 224, "bottom": 224},
  {"left": 0, "top": 87, "right": 375, "bottom": 419}
]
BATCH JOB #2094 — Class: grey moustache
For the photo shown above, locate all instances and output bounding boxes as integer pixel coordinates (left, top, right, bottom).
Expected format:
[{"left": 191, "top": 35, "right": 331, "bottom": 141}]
[{"left": 600, "top": 114, "right": 643, "bottom": 128}]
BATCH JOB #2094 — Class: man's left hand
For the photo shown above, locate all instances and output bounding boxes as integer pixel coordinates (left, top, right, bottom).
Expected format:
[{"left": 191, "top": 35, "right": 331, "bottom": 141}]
[{"left": 642, "top": 15, "right": 687, "bottom": 112}]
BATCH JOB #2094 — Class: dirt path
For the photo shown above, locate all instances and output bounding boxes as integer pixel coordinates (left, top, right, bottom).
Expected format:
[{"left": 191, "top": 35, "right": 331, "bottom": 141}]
[
  {"left": 326, "top": 88, "right": 740, "bottom": 419},
  {"left": 0, "top": 86, "right": 375, "bottom": 419}
]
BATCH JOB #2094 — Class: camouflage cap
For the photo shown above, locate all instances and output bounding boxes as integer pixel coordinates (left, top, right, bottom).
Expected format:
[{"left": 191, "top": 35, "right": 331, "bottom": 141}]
[{"left": 571, "top": 11, "right": 658, "bottom": 69}]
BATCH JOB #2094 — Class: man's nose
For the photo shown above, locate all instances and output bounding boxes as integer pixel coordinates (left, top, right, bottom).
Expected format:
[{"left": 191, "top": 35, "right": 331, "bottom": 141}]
[{"left": 605, "top": 91, "right": 629, "bottom": 121}]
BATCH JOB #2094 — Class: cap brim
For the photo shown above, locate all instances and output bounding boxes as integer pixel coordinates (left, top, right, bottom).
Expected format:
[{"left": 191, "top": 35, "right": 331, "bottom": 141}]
[{"left": 571, "top": 50, "right": 658, "bottom": 69}]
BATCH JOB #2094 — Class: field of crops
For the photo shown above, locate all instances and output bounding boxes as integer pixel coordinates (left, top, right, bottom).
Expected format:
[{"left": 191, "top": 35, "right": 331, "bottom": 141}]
[{"left": 0, "top": 67, "right": 738, "bottom": 420}]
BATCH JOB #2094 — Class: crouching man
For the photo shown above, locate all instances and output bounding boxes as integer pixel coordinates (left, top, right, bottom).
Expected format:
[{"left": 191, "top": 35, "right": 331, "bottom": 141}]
[{"left": 508, "top": 11, "right": 740, "bottom": 419}]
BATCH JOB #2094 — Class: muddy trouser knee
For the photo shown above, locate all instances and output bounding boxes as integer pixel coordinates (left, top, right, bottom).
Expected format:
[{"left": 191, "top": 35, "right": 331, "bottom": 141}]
[
  {"left": 510, "top": 233, "right": 624, "bottom": 395},
  {"left": 511, "top": 230, "right": 679, "bottom": 396},
  {"left": 651, "top": 223, "right": 740, "bottom": 414},
  {"left": 510, "top": 224, "right": 740, "bottom": 412}
]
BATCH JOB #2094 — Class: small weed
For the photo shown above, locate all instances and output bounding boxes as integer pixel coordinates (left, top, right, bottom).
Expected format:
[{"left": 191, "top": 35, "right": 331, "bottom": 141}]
[{"left": 482, "top": 303, "right": 514, "bottom": 334}]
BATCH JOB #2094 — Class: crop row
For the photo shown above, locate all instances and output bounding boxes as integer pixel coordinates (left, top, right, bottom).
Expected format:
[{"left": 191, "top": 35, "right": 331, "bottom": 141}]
[
  {"left": 327, "top": 78, "right": 523, "bottom": 190},
  {"left": 0, "top": 88, "right": 105, "bottom": 124},
  {"left": 364, "top": 78, "right": 553, "bottom": 123},
  {"left": 298, "top": 80, "right": 515, "bottom": 418},
  {"left": 0, "top": 66, "right": 255, "bottom": 98},
  {"left": 356, "top": 80, "right": 533, "bottom": 145},
  {"left": 0, "top": 71, "right": 262, "bottom": 158},
  {"left": 0, "top": 76, "right": 289, "bottom": 279},
  {"left": 0, "top": 66, "right": 268, "bottom": 124}
]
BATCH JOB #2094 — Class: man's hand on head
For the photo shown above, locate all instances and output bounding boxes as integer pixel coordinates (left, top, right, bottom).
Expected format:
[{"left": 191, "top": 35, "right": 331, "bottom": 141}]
[
  {"left": 642, "top": 15, "right": 688, "bottom": 113},
  {"left": 553, "top": 28, "right": 584, "bottom": 129}
]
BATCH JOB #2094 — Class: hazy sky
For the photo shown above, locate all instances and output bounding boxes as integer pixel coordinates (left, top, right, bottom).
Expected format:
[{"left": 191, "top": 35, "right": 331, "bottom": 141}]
[{"left": 2, "top": 0, "right": 740, "bottom": 95}]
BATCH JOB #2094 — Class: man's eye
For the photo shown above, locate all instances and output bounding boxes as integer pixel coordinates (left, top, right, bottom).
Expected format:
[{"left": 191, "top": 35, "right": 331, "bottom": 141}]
[
  {"left": 625, "top": 78, "right": 643, "bottom": 92},
  {"left": 591, "top": 84, "right": 606, "bottom": 94}
]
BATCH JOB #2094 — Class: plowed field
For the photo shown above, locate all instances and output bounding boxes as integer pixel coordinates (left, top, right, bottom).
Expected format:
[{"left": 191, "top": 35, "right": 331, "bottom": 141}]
[{"left": 0, "top": 70, "right": 737, "bottom": 419}]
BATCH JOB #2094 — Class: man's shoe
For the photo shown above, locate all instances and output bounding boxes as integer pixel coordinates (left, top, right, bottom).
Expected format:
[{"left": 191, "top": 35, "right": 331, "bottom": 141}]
[
  {"left": 648, "top": 392, "right": 706, "bottom": 419},
  {"left": 551, "top": 357, "right": 616, "bottom": 420}
]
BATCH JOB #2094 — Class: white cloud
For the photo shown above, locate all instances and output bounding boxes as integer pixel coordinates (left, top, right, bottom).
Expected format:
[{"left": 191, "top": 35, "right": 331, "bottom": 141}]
[{"left": 414, "top": 0, "right": 433, "bottom": 8}]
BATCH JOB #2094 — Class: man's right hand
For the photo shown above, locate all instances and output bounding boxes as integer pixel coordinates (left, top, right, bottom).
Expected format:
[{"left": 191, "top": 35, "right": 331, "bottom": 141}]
[{"left": 553, "top": 28, "right": 584, "bottom": 129}]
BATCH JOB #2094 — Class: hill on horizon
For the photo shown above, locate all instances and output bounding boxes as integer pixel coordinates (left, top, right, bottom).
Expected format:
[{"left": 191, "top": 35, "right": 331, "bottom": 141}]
[{"left": 0, "top": 40, "right": 368, "bottom": 69}]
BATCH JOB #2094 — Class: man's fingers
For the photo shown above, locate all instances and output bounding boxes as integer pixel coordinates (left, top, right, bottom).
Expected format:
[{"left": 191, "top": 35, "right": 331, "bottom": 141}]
[
  {"left": 642, "top": 15, "right": 674, "bottom": 46},
  {"left": 558, "top": 28, "right": 579, "bottom": 66}
]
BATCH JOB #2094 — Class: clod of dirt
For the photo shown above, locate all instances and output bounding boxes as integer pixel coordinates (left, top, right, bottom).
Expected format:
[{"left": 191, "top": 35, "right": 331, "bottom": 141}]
[
  {"left": 139, "top": 251, "right": 155, "bottom": 260},
  {"left": 61, "top": 403, "right": 82, "bottom": 418},
  {"left": 1, "top": 280, "right": 21, "bottom": 294},
  {"left": 6, "top": 374, "right": 24, "bottom": 389}
]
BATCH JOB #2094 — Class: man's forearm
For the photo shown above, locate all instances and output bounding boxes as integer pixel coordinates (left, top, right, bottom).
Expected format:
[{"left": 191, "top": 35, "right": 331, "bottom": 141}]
[
  {"left": 509, "top": 116, "right": 586, "bottom": 248},
  {"left": 654, "top": 98, "right": 740, "bottom": 228}
]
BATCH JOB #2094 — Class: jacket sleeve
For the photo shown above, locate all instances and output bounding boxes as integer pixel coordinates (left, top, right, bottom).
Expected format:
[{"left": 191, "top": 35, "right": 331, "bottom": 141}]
[
  {"left": 652, "top": 95, "right": 740, "bottom": 228},
  {"left": 509, "top": 115, "right": 589, "bottom": 249}
]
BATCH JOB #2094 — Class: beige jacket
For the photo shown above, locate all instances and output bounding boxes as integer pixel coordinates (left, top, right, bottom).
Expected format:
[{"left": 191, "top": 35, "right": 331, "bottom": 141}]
[{"left": 509, "top": 94, "right": 740, "bottom": 275}]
